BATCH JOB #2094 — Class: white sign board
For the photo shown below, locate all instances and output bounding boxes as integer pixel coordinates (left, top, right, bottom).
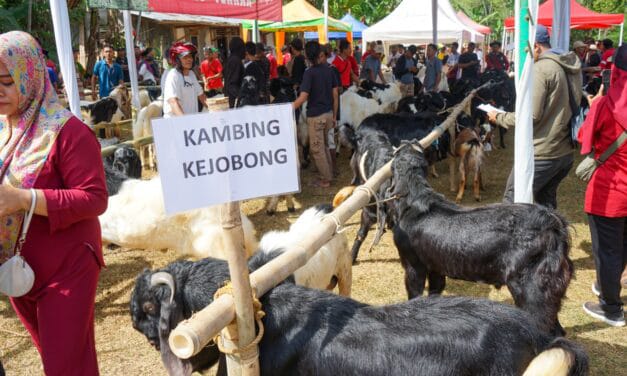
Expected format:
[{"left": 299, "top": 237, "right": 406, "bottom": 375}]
[{"left": 152, "top": 103, "right": 300, "bottom": 214}]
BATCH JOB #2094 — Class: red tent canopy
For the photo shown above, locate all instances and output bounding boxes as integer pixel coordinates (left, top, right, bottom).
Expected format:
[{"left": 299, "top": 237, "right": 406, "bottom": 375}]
[
  {"left": 504, "top": 0, "right": 624, "bottom": 29},
  {"left": 457, "top": 11, "right": 491, "bottom": 35},
  {"left": 88, "top": 0, "right": 283, "bottom": 22}
]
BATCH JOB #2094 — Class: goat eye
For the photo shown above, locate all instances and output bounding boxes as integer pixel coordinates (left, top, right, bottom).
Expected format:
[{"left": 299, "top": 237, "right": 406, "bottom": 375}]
[{"left": 143, "top": 302, "right": 157, "bottom": 315}]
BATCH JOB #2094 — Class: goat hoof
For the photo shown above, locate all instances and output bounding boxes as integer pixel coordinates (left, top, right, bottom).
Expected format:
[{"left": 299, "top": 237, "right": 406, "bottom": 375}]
[
  {"left": 475, "top": 197, "right": 481, "bottom": 202},
  {"left": 287, "top": 207, "right": 296, "bottom": 213},
  {"left": 266, "top": 210, "right": 275, "bottom": 216},
  {"left": 455, "top": 198, "right": 462, "bottom": 204},
  {"left": 431, "top": 172, "right": 440, "bottom": 178}
]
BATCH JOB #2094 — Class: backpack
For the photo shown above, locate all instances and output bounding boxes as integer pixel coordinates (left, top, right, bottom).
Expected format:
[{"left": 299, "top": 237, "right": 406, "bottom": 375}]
[{"left": 543, "top": 53, "right": 583, "bottom": 146}]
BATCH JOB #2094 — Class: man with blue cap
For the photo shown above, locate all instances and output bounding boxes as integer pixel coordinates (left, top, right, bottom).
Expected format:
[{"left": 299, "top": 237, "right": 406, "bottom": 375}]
[{"left": 488, "top": 24, "right": 582, "bottom": 210}]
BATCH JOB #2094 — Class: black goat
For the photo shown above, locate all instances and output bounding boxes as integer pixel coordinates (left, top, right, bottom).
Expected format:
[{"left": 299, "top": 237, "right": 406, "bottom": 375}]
[
  {"left": 103, "top": 145, "right": 142, "bottom": 195},
  {"left": 343, "top": 129, "right": 400, "bottom": 262},
  {"left": 258, "top": 283, "right": 588, "bottom": 376},
  {"left": 359, "top": 79, "right": 389, "bottom": 91},
  {"left": 269, "top": 77, "right": 296, "bottom": 104},
  {"left": 142, "top": 252, "right": 589, "bottom": 376},
  {"left": 236, "top": 76, "right": 260, "bottom": 108},
  {"left": 388, "top": 145, "right": 574, "bottom": 336}
]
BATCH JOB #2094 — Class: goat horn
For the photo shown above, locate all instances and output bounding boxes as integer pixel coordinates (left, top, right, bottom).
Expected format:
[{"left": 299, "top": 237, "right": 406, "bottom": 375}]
[
  {"left": 359, "top": 150, "right": 369, "bottom": 182},
  {"left": 150, "top": 272, "right": 175, "bottom": 304},
  {"left": 418, "top": 81, "right": 493, "bottom": 149}
]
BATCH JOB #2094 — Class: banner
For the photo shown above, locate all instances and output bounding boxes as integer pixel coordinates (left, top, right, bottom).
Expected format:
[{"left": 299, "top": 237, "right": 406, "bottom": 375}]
[
  {"left": 89, "top": 0, "right": 283, "bottom": 22},
  {"left": 152, "top": 104, "right": 299, "bottom": 214}
]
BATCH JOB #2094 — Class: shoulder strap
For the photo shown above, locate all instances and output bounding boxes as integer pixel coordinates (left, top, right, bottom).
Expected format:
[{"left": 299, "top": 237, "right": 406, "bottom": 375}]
[
  {"left": 598, "top": 131, "right": 627, "bottom": 163},
  {"left": 15, "top": 189, "right": 36, "bottom": 255}
]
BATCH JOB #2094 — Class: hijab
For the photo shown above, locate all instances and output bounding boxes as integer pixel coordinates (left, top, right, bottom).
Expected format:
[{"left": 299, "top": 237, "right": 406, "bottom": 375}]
[
  {"left": 579, "top": 44, "right": 627, "bottom": 155},
  {"left": 0, "top": 31, "right": 72, "bottom": 262}
]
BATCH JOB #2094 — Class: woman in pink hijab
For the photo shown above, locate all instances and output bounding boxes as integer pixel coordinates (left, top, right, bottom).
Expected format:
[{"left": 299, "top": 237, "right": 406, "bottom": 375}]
[
  {"left": 0, "top": 31, "right": 107, "bottom": 374},
  {"left": 578, "top": 44, "right": 626, "bottom": 328}
]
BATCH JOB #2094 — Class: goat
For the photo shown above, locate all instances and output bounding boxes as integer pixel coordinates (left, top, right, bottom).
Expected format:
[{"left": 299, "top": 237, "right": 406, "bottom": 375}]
[
  {"left": 139, "top": 252, "right": 588, "bottom": 376},
  {"left": 103, "top": 145, "right": 142, "bottom": 196},
  {"left": 259, "top": 204, "right": 351, "bottom": 296},
  {"left": 256, "top": 283, "right": 588, "bottom": 376},
  {"left": 236, "top": 76, "right": 259, "bottom": 108},
  {"left": 454, "top": 125, "right": 486, "bottom": 203},
  {"left": 81, "top": 97, "right": 121, "bottom": 127},
  {"left": 264, "top": 77, "right": 297, "bottom": 215},
  {"left": 99, "top": 176, "right": 258, "bottom": 258},
  {"left": 338, "top": 129, "right": 398, "bottom": 263},
  {"left": 388, "top": 145, "right": 574, "bottom": 336},
  {"left": 109, "top": 85, "right": 132, "bottom": 119}
]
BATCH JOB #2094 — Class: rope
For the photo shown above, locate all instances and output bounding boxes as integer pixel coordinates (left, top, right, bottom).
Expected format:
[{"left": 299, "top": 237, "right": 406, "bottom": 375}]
[
  {"left": 212, "top": 282, "right": 266, "bottom": 358},
  {"left": 323, "top": 212, "right": 348, "bottom": 234},
  {"left": 355, "top": 185, "right": 384, "bottom": 252}
]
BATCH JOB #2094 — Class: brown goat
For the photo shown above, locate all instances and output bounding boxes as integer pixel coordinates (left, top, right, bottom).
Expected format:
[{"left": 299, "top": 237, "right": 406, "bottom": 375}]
[{"left": 454, "top": 127, "right": 485, "bottom": 203}]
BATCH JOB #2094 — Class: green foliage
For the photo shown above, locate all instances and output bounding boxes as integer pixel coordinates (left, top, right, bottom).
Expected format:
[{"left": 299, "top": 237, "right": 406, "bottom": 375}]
[{"left": 306, "top": 0, "right": 403, "bottom": 25}]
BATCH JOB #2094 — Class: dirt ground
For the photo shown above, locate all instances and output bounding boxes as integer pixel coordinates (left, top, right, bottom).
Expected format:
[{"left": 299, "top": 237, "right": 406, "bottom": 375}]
[{"left": 1, "top": 130, "right": 626, "bottom": 375}]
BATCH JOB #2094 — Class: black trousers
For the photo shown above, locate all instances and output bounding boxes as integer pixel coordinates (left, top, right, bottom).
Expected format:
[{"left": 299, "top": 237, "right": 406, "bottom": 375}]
[
  {"left": 503, "top": 153, "right": 573, "bottom": 209},
  {"left": 588, "top": 214, "right": 627, "bottom": 314}
]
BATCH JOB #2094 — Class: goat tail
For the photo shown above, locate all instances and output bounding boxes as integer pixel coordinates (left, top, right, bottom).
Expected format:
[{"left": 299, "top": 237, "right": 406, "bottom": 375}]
[
  {"left": 536, "top": 211, "right": 574, "bottom": 299},
  {"left": 522, "top": 337, "right": 589, "bottom": 376}
]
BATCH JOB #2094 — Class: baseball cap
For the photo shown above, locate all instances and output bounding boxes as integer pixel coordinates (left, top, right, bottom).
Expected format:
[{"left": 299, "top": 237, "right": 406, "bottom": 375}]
[
  {"left": 573, "top": 40, "right": 586, "bottom": 49},
  {"left": 374, "top": 45, "right": 384, "bottom": 54},
  {"left": 535, "top": 24, "right": 550, "bottom": 44}
]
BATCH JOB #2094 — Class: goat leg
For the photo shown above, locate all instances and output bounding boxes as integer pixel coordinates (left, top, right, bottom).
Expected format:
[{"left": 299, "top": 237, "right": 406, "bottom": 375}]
[
  {"left": 456, "top": 158, "right": 467, "bottom": 204},
  {"left": 430, "top": 164, "right": 439, "bottom": 178},
  {"left": 473, "top": 169, "right": 481, "bottom": 202},
  {"left": 351, "top": 209, "right": 375, "bottom": 264},
  {"left": 285, "top": 194, "right": 296, "bottom": 213},
  {"left": 427, "top": 272, "right": 446, "bottom": 296}
]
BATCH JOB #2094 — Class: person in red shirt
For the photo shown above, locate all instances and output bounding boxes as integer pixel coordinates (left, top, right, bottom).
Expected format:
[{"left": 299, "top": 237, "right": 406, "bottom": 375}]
[
  {"left": 598, "top": 39, "right": 615, "bottom": 73},
  {"left": 281, "top": 45, "right": 291, "bottom": 66},
  {"left": 348, "top": 49, "right": 359, "bottom": 77},
  {"left": 332, "top": 39, "right": 359, "bottom": 90},
  {"left": 578, "top": 44, "right": 627, "bottom": 327},
  {"left": 361, "top": 41, "right": 375, "bottom": 63},
  {"left": 266, "top": 46, "right": 278, "bottom": 79},
  {"left": 485, "top": 41, "right": 510, "bottom": 72},
  {"left": 0, "top": 31, "right": 107, "bottom": 375},
  {"left": 200, "top": 46, "right": 223, "bottom": 95}
]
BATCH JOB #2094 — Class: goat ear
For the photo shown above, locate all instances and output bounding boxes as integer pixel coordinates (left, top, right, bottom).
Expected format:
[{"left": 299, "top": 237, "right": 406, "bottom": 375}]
[{"left": 157, "top": 299, "right": 192, "bottom": 376}]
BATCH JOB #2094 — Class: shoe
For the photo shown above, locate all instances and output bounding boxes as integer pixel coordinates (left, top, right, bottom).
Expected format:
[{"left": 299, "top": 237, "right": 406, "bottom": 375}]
[
  {"left": 582, "top": 302, "right": 625, "bottom": 327},
  {"left": 592, "top": 282, "right": 600, "bottom": 297}
]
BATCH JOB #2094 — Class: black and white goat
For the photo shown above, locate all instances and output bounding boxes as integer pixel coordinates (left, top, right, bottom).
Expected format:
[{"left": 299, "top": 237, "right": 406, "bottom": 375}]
[
  {"left": 103, "top": 145, "right": 142, "bottom": 196},
  {"left": 82, "top": 86, "right": 130, "bottom": 126},
  {"left": 236, "top": 76, "right": 260, "bottom": 108},
  {"left": 136, "top": 252, "right": 589, "bottom": 376},
  {"left": 388, "top": 144, "right": 574, "bottom": 336}
]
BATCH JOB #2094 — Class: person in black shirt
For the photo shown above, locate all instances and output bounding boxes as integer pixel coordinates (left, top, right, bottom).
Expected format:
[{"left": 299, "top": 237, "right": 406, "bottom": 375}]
[
  {"left": 293, "top": 41, "right": 339, "bottom": 188},
  {"left": 256, "top": 42, "right": 271, "bottom": 103},
  {"left": 458, "top": 42, "right": 480, "bottom": 81},
  {"left": 242, "top": 41, "right": 265, "bottom": 104},
  {"left": 224, "top": 37, "right": 245, "bottom": 108},
  {"left": 290, "top": 38, "right": 307, "bottom": 89},
  {"left": 115, "top": 47, "right": 130, "bottom": 82}
]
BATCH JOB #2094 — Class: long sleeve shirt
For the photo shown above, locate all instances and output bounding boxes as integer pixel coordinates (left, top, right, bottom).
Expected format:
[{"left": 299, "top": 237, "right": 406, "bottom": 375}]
[{"left": 22, "top": 117, "right": 108, "bottom": 293}]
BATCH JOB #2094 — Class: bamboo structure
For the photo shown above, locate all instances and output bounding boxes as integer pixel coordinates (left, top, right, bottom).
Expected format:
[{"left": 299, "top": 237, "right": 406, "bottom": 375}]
[
  {"left": 219, "top": 202, "right": 260, "bottom": 376},
  {"left": 100, "top": 135, "right": 154, "bottom": 158},
  {"left": 168, "top": 82, "right": 491, "bottom": 360}
]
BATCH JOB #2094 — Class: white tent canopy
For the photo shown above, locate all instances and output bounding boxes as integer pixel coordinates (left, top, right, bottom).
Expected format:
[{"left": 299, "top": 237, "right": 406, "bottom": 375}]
[{"left": 362, "top": 0, "right": 483, "bottom": 44}]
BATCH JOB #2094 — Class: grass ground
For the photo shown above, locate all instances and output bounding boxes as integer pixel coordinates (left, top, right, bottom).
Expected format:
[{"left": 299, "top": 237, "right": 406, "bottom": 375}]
[{"left": 0, "top": 130, "right": 625, "bottom": 375}]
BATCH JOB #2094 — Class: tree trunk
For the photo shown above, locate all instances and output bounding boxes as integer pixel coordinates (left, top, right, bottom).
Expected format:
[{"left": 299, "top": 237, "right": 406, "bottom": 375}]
[{"left": 86, "top": 8, "right": 99, "bottom": 77}]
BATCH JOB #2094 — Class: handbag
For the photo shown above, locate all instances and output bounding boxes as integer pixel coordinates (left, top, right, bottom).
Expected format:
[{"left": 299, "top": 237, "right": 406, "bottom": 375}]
[
  {"left": 576, "top": 131, "right": 627, "bottom": 182},
  {"left": 0, "top": 188, "right": 36, "bottom": 297}
]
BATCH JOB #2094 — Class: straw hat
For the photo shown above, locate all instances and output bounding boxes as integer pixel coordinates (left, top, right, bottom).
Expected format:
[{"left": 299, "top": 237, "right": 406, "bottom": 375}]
[{"left": 573, "top": 41, "right": 586, "bottom": 49}]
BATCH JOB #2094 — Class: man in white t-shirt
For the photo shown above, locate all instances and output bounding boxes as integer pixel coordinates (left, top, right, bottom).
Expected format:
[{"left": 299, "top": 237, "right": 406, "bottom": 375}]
[{"left": 163, "top": 42, "right": 207, "bottom": 118}]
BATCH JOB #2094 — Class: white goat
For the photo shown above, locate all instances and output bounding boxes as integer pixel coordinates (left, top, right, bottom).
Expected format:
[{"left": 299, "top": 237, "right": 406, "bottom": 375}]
[
  {"left": 133, "top": 100, "right": 163, "bottom": 170},
  {"left": 259, "top": 205, "right": 352, "bottom": 296},
  {"left": 100, "top": 177, "right": 258, "bottom": 259}
]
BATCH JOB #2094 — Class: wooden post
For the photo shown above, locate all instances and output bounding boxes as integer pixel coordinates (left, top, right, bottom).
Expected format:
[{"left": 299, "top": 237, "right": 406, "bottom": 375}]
[
  {"left": 219, "top": 202, "right": 260, "bottom": 376},
  {"left": 167, "top": 83, "right": 490, "bottom": 359}
]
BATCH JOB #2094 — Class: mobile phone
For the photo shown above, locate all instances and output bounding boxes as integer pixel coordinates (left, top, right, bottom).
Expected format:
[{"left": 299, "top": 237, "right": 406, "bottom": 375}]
[{"left": 601, "top": 69, "right": 611, "bottom": 95}]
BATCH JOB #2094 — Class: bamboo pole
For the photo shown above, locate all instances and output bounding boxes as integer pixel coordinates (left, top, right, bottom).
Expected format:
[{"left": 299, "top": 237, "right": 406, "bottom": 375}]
[
  {"left": 168, "top": 83, "right": 489, "bottom": 359},
  {"left": 219, "top": 202, "right": 260, "bottom": 376}
]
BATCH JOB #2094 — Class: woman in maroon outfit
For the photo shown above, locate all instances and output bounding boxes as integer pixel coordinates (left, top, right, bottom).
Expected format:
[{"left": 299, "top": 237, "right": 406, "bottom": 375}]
[
  {"left": 0, "top": 31, "right": 107, "bottom": 375},
  {"left": 578, "top": 44, "right": 627, "bottom": 328}
]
